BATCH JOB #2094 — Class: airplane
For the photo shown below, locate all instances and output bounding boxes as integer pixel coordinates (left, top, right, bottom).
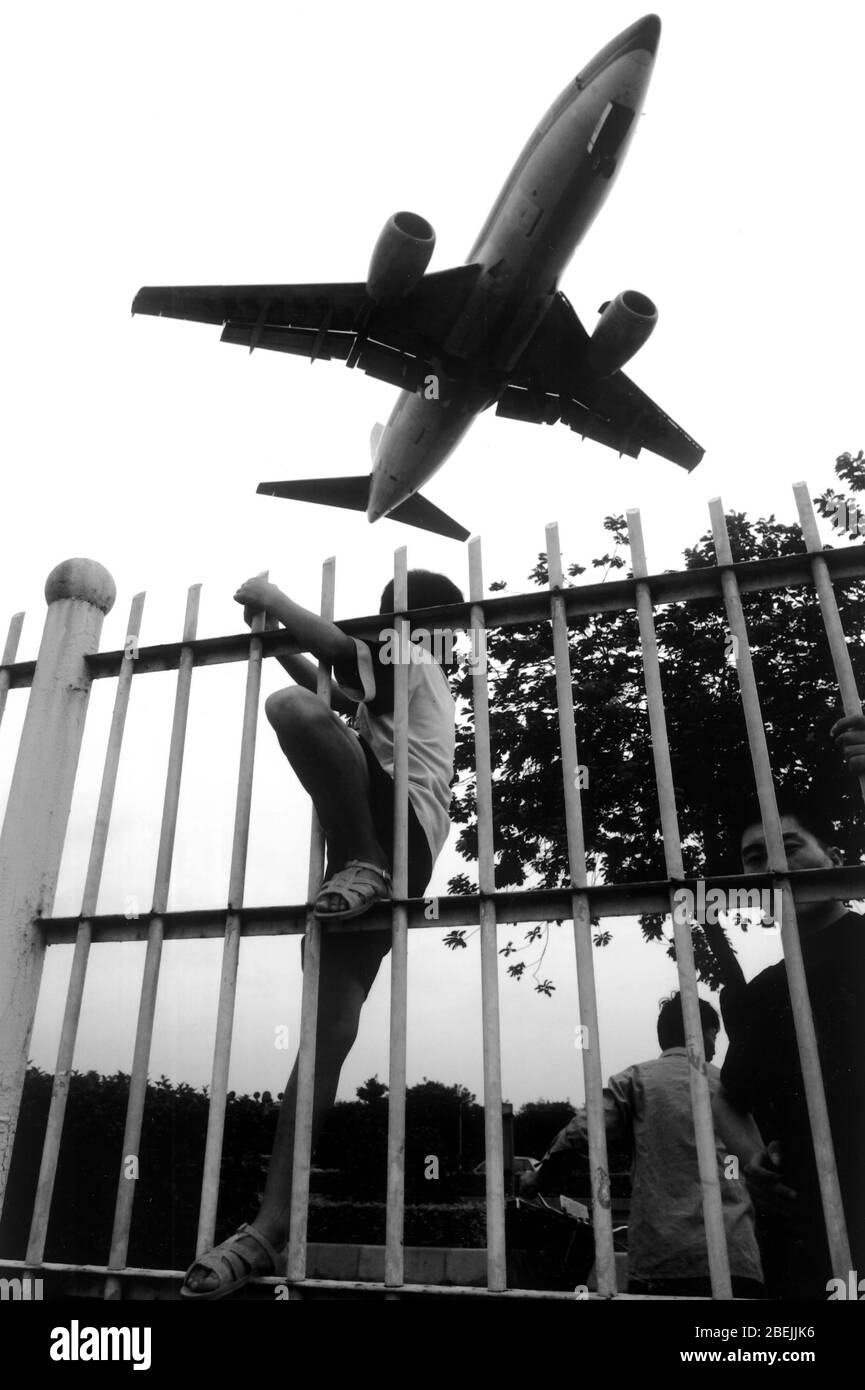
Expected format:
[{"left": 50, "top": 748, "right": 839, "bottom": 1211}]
[{"left": 132, "top": 14, "right": 702, "bottom": 542}]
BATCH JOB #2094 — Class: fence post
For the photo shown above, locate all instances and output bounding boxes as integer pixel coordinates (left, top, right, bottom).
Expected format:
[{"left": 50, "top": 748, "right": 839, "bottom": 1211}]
[{"left": 0, "top": 559, "right": 115, "bottom": 1215}]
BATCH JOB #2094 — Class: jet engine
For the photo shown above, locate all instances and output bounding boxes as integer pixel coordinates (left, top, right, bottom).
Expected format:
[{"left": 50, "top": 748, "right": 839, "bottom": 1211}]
[
  {"left": 587, "top": 290, "right": 657, "bottom": 377},
  {"left": 367, "top": 211, "right": 435, "bottom": 303}
]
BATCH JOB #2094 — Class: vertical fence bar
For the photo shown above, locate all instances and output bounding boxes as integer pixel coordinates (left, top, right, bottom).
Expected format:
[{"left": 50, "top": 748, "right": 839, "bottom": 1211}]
[
  {"left": 0, "top": 612, "right": 25, "bottom": 733},
  {"left": 26, "top": 593, "right": 146, "bottom": 1264},
  {"left": 105, "top": 584, "right": 201, "bottom": 1294},
  {"left": 0, "top": 561, "right": 115, "bottom": 1217},
  {"left": 384, "top": 547, "right": 410, "bottom": 1289},
  {"left": 468, "top": 537, "right": 507, "bottom": 1291},
  {"left": 626, "top": 511, "right": 733, "bottom": 1299},
  {"left": 286, "top": 558, "right": 335, "bottom": 1285},
  {"left": 710, "top": 497, "right": 851, "bottom": 1278},
  {"left": 196, "top": 575, "right": 270, "bottom": 1254},
  {"left": 793, "top": 482, "right": 865, "bottom": 805},
  {"left": 545, "top": 524, "right": 618, "bottom": 1297}
]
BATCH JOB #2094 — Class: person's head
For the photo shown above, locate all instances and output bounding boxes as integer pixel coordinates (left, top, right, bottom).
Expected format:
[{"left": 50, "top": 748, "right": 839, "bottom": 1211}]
[
  {"left": 379, "top": 569, "right": 464, "bottom": 667},
  {"left": 719, "top": 790, "right": 847, "bottom": 932},
  {"left": 378, "top": 569, "right": 464, "bottom": 615},
  {"left": 735, "top": 798, "right": 842, "bottom": 876},
  {"left": 657, "top": 992, "right": 720, "bottom": 1060}
]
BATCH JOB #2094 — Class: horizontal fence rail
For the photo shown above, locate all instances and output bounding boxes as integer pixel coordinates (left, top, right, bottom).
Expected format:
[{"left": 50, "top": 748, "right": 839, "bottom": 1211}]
[
  {"left": 2, "top": 546, "right": 865, "bottom": 691},
  {"left": 37, "top": 865, "right": 865, "bottom": 942},
  {"left": 0, "top": 484, "right": 862, "bottom": 1300}
]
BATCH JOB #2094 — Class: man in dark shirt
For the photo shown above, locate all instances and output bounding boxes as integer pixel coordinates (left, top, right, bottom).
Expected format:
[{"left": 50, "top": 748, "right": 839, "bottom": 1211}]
[{"left": 716, "top": 752, "right": 864, "bottom": 1298}]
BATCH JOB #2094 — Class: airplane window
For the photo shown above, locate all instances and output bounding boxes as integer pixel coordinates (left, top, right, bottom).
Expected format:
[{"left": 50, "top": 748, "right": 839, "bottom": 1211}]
[
  {"left": 588, "top": 103, "right": 614, "bottom": 154},
  {"left": 588, "top": 101, "right": 635, "bottom": 159}
]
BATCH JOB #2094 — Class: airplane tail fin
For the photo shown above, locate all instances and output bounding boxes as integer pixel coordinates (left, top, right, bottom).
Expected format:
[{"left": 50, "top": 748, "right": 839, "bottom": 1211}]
[
  {"left": 256, "top": 474, "right": 469, "bottom": 541},
  {"left": 370, "top": 423, "right": 385, "bottom": 461}
]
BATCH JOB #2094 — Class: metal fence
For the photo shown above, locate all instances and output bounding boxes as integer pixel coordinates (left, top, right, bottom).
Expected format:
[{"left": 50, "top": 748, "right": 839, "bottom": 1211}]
[{"left": 0, "top": 482, "right": 863, "bottom": 1300}]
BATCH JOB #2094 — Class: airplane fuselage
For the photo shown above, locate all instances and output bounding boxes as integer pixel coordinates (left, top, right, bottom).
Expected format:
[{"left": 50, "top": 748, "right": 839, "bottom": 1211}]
[{"left": 368, "top": 14, "right": 660, "bottom": 524}]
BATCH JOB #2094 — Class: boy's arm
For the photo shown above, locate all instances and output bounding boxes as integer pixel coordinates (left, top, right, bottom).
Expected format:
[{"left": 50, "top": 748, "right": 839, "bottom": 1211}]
[
  {"left": 274, "top": 650, "right": 358, "bottom": 717},
  {"left": 235, "top": 586, "right": 358, "bottom": 716},
  {"left": 234, "top": 577, "right": 356, "bottom": 667}
]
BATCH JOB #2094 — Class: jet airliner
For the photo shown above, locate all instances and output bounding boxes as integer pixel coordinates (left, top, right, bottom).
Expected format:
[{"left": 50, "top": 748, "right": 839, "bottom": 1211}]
[{"left": 133, "top": 14, "right": 702, "bottom": 541}]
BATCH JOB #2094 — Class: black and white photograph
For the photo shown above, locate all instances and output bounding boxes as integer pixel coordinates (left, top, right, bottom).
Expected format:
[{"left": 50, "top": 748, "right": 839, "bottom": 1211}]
[{"left": 0, "top": 0, "right": 862, "bottom": 1369}]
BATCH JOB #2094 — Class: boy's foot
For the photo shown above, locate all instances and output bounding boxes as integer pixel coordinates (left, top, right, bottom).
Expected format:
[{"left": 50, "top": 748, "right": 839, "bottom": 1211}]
[
  {"left": 181, "top": 1223, "right": 281, "bottom": 1300},
  {"left": 314, "top": 860, "right": 392, "bottom": 919}
]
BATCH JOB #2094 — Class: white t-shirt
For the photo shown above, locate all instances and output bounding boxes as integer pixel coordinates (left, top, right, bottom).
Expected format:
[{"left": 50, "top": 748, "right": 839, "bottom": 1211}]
[{"left": 336, "top": 636, "right": 455, "bottom": 863}]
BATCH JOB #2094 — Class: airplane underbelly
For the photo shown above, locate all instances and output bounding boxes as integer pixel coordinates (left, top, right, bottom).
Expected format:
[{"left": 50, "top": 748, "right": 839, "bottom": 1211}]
[
  {"left": 442, "top": 270, "right": 553, "bottom": 371},
  {"left": 444, "top": 167, "right": 593, "bottom": 366},
  {"left": 369, "top": 385, "right": 490, "bottom": 517}
]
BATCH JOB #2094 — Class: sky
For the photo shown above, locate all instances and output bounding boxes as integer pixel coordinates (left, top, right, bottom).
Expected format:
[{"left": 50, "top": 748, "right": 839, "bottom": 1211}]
[{"left": 1, "top": 0, "right": 863, "bottom": 1119}]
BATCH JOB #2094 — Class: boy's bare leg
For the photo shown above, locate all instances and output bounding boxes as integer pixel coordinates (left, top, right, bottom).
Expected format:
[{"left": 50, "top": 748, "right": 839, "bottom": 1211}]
[
  {"left": 183, "top": 686, "right": 390, "bottom": 1293},
  {"left": 258, "top": 930, "right": 388, "bottom": 1232},
  {"left": 265, "top": 686, "right": 389, "bottom": 913},
  {"left": 184, "top": 932, "right": 387, "bottom": 1292}
]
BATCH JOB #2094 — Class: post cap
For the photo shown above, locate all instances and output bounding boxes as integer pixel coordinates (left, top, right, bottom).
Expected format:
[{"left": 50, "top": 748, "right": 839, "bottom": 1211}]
[{"left": 45, "top": 560, "right": 116, "bottom": 614}]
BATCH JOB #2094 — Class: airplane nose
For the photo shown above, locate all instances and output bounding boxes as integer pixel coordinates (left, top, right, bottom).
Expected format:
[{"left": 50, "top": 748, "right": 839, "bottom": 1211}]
[
  {"left": 641, "top": 14, "right": 661, "bottom": 53},
  {"left": 634, "top": 14, "right": 661, "bottom": 53},
  {"left": 578, "top": 13, "right": 661, "bottom": 87},
  {"left": 623, "top": 14, "right": 661, "bottom": 57}
]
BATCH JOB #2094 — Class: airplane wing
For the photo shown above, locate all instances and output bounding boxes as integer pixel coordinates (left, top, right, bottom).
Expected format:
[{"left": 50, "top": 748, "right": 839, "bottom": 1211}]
[
  {"left": 499, "top": 291, "right": 704, "bottom": 471},
  {"left": 132, "top": 265, "right": 483, "bottom": 393}
]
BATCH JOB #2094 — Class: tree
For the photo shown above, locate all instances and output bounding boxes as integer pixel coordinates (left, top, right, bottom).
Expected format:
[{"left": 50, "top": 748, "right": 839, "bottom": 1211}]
[
  {"left": 356, "top": 1075, "right": 388, "bottom": 1105},
  {"left": 405, "top": 1079, "right": 483, "bottom": 1186},
  {"left": 446, "top": 453, "right": 865, "bottom": 989},
  {"left": 0, "top": 1068, "right": 271, "bottom": 1268},
  {"left": 514, "top": 1099, "right": 575, "bottom": 1159}
]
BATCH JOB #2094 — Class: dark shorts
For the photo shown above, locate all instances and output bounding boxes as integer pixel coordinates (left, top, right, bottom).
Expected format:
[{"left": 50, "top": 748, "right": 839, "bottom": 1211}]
[{"left": 355, "top": 734, "right": 433, "bottom": 899}]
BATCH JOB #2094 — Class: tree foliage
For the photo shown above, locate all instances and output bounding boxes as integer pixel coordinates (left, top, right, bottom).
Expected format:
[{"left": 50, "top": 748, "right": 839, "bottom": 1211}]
[
  {"left": 356, "top": 1074, "right": 388, "bottom": 1105},
  {"left": 447, "top": 453, "right": 865, "bottom": 988},
  {"left": 0, "top": 1068, "right": 494, "bottom": 1264}
]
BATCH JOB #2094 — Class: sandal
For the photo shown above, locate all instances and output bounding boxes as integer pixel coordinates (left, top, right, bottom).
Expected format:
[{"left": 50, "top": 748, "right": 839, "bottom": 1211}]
[
  {"left": 313, "top": 859, "right": 393, "bottom": 920},
  {"left": 180, "top": 1222, "right": 281, "bottom": 1301}
]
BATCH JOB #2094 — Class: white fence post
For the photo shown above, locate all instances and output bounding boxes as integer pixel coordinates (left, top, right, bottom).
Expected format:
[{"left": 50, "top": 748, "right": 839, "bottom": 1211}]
[{"left": 0, "top": 558, "right": 115, "bottom": 1214}]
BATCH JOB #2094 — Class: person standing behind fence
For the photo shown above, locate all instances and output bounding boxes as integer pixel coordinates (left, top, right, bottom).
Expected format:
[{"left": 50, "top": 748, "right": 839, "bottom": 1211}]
[
  {"left": 521, "top": 994, "right": 764, "bottom": 1297},
  {"left": 181, "top": 568, "right": 462, "bottom": 1299},
  {"left": 714, "top": 750, "right": 865, "bottom": 1300}
]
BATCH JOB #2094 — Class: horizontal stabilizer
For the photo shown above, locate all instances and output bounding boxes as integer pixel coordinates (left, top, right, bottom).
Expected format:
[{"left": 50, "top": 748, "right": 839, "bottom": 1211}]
[
  {"left": 256, "top": 475, "right": 371, "bottom": 511},
  {"left": 388, "top": 492, "right": 470, "bottom": 542},
  {"left": 257, "top": 474, "right": 469, "bottom": 540}
]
